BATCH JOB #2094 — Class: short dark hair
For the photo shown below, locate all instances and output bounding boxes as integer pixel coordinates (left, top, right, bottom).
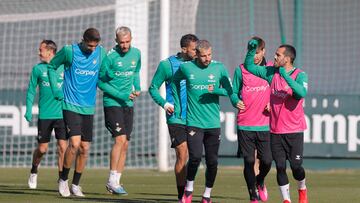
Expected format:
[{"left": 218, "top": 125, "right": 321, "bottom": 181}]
[
  {"left": 83, "top": 28, "right": 101, "bottom": 42},
  {"left": 251, "top": 36, "right": 265, "bottom": 51},
  {"left": 279, "top": 44, "right": 296, "bottom": 64},
  {"left": 180, "top": 34, "right": 199, "bottom": 48},
  {"left": 41, "top": 39, "right": 57, "bottom": 54}
]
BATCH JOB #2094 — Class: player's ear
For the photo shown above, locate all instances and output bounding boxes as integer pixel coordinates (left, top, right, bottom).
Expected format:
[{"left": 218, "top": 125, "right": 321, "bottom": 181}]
[{"left": 181, "top": 46, "right": 187, "bottom": 53}]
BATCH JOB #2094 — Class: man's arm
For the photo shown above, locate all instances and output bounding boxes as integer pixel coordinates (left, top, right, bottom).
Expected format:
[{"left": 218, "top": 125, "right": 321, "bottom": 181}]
[
  {"left": 231, "top": 67, "right": 243, "bottom": 108},
  {"left": 48, "top": 46, "right": 71, "bottom": 100},
  {"left": 98, "top": 80, "right": 130, "bottom": 101},
  {"left": 133, "top": 52, "right": 141, "bottom": 92},
  {"left": 219, "top": 65, "right": 239, "bottom": 105},
  {"left": 279, "top": 68, "right": 308, "bottom": 99},
  {"left": 24, "top": 66, "right": 39, "bottom": 122},
  {"left": 244, "top": 40, "right": 274, "bottom": 83},
  {"left": 148, "top": 61, "right": 170, "bottom": 108}
]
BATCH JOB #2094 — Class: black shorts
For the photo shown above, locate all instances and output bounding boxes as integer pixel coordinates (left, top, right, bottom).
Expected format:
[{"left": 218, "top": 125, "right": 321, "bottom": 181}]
[
  {"left": 168, "top": 124, "right": 186, "bottom": 148},
  {"left": 104, "top": 106, "right": 134, "bottom": 140},
  {"left": 271, "top": 132, "right": 304, "bottom": 165},
  {"left": 186, "top": 126, "right": 221, "bottom": 160},
  {"left": 237, "top": 130, "right": 272, "bottom": 161},
  {"left": 63, "top": 110, "right": 94, "bottom": 142},
  {"left": 37, "top": 119, "right": 67, "bottom": 143}
]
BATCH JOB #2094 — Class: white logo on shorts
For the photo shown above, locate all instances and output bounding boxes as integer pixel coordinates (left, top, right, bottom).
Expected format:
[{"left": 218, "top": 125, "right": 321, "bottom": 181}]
[
  {"left": 295, "top": 155, "right": 301, "bottom": 160},
  {"left": 189, "top": 130, "right": 196, "bottom": 136},
  {"left": 115, "top": 127, "right": 122, "bottom": 132}
]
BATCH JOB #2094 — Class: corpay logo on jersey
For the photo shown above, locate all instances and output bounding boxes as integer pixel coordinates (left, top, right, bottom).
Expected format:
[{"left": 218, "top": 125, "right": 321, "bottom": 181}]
[
  {"left": 190, "top": 84, "right": 208, "bottom": 90},
  {"left": 244, "top": 85, "right": 269, "bottom": 92},
  {"left": 75, "top": 69, "right": 97, "bottom": 76}
]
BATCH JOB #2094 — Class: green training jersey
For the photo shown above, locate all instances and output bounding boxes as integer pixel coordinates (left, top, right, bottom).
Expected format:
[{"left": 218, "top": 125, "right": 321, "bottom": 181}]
[
  {"left": 48, "top": 44, "right": 107, "bottom": 114},
  {"left": 25, "top": 62, "right": 63, "bottom": 119},
  {"left": 148, "top": 55, "right": 185, "bottom": 125},
  {"left": 99, "top": 46, "right": 141, "bottom": 107},
  {"left": 172, "top": 60, "right": 235, "bottom": 129}
]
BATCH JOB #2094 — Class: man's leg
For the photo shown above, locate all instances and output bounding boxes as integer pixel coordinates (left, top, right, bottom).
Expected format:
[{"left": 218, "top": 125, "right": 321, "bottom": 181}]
[
  {"left": 271, "top": 133, "right": 291, "bottom": 202},
  {"left": 168, "top": 124, "right": 188, "bottom": 200},
  {"left": 28, "top": 119, "right": 52, "bottom": 189},
  {"left": 238, "top": 130, "right": 258, "bottom": 201},
  {"left": 286, "top": 133, "right": 307, "bottom": 203},
  {"left": 175, "top": 142, "right": 188, "bottom": 200},
  {"left": 54, "top": 119, "right": 68, "bottom": 179},
  {"left": 182, "top": 127, "right": 203, "bottom": 202},
  {"left": 255, "top": 131, "right": 272, "bottom": 202},
  {"left": 202, "top": 128, "right": 221, "bottom": 201}
]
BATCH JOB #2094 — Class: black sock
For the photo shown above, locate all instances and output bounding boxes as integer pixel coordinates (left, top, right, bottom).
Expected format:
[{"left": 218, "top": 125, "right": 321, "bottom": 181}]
[
  {"left": 177, "top": 185, "right": 185, "bottom": 200},
  {"left": 61, "top": 167, "right": 70, "bottom": 181},
  {"left": 30, "top": 164, "right": 38, "bottom": 174},
  {"left": 58, "top": 171, "right": 62, "bottom": 180},
  {"left": 72, "top": 171, "right": 82, "bottom": 186}
]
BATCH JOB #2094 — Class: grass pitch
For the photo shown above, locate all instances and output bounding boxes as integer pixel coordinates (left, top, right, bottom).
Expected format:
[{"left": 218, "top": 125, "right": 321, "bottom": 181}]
[{"left": 0, "top": 167, "right": 359, "bottom": 202}]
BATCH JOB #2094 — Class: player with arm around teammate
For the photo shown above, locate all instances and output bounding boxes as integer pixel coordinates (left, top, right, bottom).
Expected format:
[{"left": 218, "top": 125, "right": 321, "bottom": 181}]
[{"left": 49, "top": 28, "right": 107, "bottom": 197}]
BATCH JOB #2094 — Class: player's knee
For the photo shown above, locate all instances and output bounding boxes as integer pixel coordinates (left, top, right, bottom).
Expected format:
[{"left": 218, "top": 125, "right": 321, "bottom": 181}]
[
  {"left": 188, "top": 156, "right": 201, "bottom": 167},
  {"left": 244, "top": 155, "right": 255, "bottom": 166},
  {"left": 205, "top": 157, "right": 218, "bottom": 169},
  {"left": 276, "top": 162, "right": 287, "bottom": 173},
  {"left": 38, "top": 145, "right": 48, "bottom": 154},
  {"left": 261, "top": 156, "right": 273, "bottom": 168},
  {"left": 291, "top": 164, "right": 305, "bottom": 180}
]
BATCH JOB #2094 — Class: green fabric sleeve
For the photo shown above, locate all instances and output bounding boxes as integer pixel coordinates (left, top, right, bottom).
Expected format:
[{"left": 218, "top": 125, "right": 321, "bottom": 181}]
[
  {"left": 280, "top": 68, "right": 308, "bottom": 99},
  {"left": 231, "top": 67, "right": 242, "bottom": 106},
  {"left": 48, "top": 46, "right": 72, "bottom": 99},
  {"left": 148, "top": 61, "right": 170, "bottom": 108},
  {"left": 98, "top": 80, "right": 130, "bottom": 101},
  {"left": 24, "top": 66, "right": 39, "bottom": 121},
  {"left": 99, "top": 56, "right": 114, "bottom": 82},
  {"left": 219, "top": 66, "right": 238, "bottom": 105},
  {"left": 133, "top": 54, "right": 141, "bottom": 91}
]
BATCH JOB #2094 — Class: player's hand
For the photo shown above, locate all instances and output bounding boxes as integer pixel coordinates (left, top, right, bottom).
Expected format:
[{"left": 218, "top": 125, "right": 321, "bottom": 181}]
[
  {"left": 248, "top": 39, "right": 258, "bottom": 50},
  {"left": 236, "top": 100, "right": 245, "bottom": 110},
  {"left": 24, "top": 111, "right": 32, "bottom": 122},
  {"left": 208, "top": 84, "right": 214, "bottom": 93},
  {"left": 279, "top": 67, "right": 287, "bottom": 77},
  {"left": 264, "top": 103, "right": 271, "bottom": 112},
  {"left": 164, "top": 102, "right": 174, "bottom": 115},
  {"left": 129, "top": 91, "right": 140, "bottom": 100},
  {"left": 54, "top": 90, "right": 64, "bottom": 101}
]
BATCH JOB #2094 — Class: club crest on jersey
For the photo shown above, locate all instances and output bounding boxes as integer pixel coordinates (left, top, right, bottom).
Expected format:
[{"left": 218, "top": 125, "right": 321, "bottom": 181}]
[
  {"left": 208, "top": 74, "right": 216, "bottom": 82},
  {"left": 189, "top": 130, "right": 196, "bottom": 136},
  {"left": 93, "top": 59, "right": 97, "bottom": 64},
  {"left": 130, "top": 60, "right": 136, "bottom": 68},
  {"left": 117, "top": 61, "right": 123, "bottom": 67},
  {"left": 189, "top": 74, "right": 195, "bottom": 80}
]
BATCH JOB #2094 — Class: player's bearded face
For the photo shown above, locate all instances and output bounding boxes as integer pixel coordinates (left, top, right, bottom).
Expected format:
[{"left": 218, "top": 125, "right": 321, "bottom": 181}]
[
  {"left": 117, "top": 34, "right": 131, "bottom": 53},
  {"left": 183, "top": 41, "right": 197, "bottom": 60},
  {"left": 274, "top": 47, "right": 286, "bottom": 68},
  {"left": 197, "top": 47, "right": 212, "bottom": 66}
]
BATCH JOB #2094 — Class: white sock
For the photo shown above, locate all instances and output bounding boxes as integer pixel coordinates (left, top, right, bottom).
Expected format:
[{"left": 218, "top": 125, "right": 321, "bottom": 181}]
[
  {"left": 280, "top": 184, "right": 291, "bottom": 201},
  {"left": 117, "top": 172, "right": 122, "bottom": 185},
  {"left": 108, "top": 170, "right": 117, "bottom": 184},
  {"left": 297, "top": 178, "right": 306, "bottom": 190},
  {"left": 203, "top": 187, "right": 212, "bottom": 198},
  {"left": 185, "top": 180, "right": 194, "bottom": 192}
]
